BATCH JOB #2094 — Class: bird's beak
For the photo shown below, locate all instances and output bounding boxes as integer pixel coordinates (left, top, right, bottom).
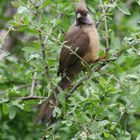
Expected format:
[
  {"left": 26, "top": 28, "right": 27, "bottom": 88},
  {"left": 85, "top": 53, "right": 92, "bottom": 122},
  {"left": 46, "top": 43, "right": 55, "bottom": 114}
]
[{"left": 77, "top": 13, "right": 82, "bottom": 18}]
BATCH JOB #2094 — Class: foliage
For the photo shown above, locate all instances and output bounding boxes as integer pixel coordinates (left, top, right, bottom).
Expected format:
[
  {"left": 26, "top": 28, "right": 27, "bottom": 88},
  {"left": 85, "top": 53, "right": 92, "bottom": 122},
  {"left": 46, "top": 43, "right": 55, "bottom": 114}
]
[{"left": 0, "top": 0, "right": 140, "bottom": 139}]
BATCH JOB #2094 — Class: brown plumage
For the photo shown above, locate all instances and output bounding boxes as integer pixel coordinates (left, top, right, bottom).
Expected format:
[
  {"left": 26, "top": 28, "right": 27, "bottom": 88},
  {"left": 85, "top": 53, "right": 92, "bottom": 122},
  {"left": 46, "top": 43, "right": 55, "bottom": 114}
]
[
  {"left": 58, "top": 0, "right": 99, "bottom": 89},
  {"left": 34, "top": 0, "right": 100, "bottom": 124}
]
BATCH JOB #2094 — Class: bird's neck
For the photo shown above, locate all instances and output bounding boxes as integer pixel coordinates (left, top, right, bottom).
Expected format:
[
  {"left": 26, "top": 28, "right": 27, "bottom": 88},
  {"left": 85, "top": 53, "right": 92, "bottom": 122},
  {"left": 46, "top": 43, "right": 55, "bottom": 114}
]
[{"left": 76, "top": 21, "right": 93, "bottom": 26}]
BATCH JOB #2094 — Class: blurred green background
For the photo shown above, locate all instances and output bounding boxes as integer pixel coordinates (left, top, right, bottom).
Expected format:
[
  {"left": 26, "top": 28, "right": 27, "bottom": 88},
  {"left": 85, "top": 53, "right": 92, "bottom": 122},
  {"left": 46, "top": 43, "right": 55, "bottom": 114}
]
[{"left": 0, "top": 0, "right": 140, "bottom": 140}]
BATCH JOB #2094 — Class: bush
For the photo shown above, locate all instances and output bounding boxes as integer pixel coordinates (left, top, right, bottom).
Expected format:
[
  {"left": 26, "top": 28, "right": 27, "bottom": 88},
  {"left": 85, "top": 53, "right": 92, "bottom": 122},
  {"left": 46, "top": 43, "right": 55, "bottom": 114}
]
[{"left": 0, "top": 0, "right": 140, "bottom": 139}]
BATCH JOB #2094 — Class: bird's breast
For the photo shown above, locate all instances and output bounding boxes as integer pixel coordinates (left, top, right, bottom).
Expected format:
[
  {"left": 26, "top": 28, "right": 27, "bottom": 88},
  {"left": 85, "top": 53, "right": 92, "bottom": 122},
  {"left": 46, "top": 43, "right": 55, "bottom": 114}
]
[{"left": 82, "top": 25, "right": 100, "bottom": 63}]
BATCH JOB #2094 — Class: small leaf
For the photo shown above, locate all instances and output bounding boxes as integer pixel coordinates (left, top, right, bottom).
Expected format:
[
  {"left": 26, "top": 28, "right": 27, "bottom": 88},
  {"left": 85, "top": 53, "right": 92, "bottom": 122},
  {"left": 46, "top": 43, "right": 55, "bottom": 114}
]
[
  {"left": 22, "top": 47, "right": 38, "bottom": 54},
  {"left": 136, "top": 0, "right": 140, "bottom": 6},
  {"left": 98, "top": 120, "right": 109, "bottom": 127},
  {"left": 17, "top": 6, "right": 29, "bottom": 14},
  {"left": 27, "top": 54, "right": 40, "bottom": 62},
  {"left": 111, "top": 31, "right": 115, "bottom": 45},
  {"left": 136, "top": 134, "right": 140, "bottom": 140},
  {"left": 0, "top": 98, "right": 9, "bottom": 104},
  {"left": 99, "top": 77, "right": 106, "bottom": 88},
  {"left": 12, "top": 100, "right": 24, "bottom": 110},
  {"left": 125, "top": 74, "right": 138, "bottom": 80},
  {"left": 52, "top": 106, "right": 62, "bottom": 118},
  {"left": 58, "top": 92, "right": 65, "bottom": 107},
  {"left": 110, "top": 122, "right": 117, "bottom": 130},
  {"left": 103, "top": 131, "right": 110, "bottom": 138},
  {"left": 2, "top": 103, "right": 9, "bottom": 115},
  {"left": 117, "top": 2, "right": 131, "bottom": 15},
  {"left": 11, "top": 1, "right": 21, "bottom": 7},
  {"left": 9, "top": 105, "right": 16, "bottom": 120},
  {"left": 0, "top": 51, "right": 10, "bottom": 60}
]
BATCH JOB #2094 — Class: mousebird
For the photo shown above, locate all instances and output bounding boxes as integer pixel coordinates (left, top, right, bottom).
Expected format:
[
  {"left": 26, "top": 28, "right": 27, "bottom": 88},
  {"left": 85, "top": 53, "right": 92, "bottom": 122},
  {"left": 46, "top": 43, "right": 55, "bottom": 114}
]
[{"left": 34, "top": 0, "right": 100, "bottom": 124}]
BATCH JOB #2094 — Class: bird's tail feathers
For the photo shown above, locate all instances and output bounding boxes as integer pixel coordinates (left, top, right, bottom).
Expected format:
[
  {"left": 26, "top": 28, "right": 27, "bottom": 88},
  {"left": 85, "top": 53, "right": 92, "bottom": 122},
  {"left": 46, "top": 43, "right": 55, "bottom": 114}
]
[{"left": 34, "top": 77, "right": 71, "bottom": 125}]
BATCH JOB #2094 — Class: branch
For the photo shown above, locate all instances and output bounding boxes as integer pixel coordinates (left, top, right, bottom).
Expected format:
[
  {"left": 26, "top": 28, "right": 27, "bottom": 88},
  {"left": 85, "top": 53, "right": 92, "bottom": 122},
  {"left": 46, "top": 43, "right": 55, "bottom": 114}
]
[
  {"left": 17, "top": 1, "right": 70, "bottom": 102},
  {"left": 112, "top": 103, "right": 132, "bottom": 131},
  {"left": 1, "top": 26, "right": 13, "bottom": 48},
  {"left": 96, "top": 0, "right": 115, "bottom": 28},
  {"left": 61, "top": 43, "right": 88, "bottom": 67},
  {"left": 70, "top": 74, "right": 90, "bottom": 94},
  {"left": 43, "top": 33, "right": 88, "bottom": 67},
  {"left": 99, "top": 0, "right": 109, "bottom": 50},
  {"left": 34, "top": 3, "right": 67, "bottom": 104},
  {"left": 30, "top": 72, "right": 37, "bottom": 96},
  {"left": 20, "top": 96, "right": 45, "bottom": 101},
  {"left": 70, "top": 42, "right": 139, "bottom": 93}
]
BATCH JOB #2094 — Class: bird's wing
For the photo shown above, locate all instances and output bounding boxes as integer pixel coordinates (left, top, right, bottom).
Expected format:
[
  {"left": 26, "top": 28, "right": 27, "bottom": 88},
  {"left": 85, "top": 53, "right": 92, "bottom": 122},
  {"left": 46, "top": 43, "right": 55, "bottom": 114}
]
[{"left": 58, "top": 27, "right": 90, "bottom": 76}]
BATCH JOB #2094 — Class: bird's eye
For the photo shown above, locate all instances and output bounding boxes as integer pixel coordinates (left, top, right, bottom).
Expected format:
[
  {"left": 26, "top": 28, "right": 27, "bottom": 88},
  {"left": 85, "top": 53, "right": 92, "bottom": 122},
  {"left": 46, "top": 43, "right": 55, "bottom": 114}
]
[{"left": 84, "top": 13, "right": 87, "bottom": 16}]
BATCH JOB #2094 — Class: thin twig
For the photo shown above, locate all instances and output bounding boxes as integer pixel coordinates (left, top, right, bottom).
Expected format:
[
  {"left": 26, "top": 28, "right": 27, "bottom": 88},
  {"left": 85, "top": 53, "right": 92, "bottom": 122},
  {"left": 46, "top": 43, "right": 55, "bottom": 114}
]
[
  {"left": 112, "top": 103, "right": 132, "bottom": 131},
  {"left": 20, "top": 0, "right": 34, "bottom": 15},
  {"left": 69, "top": 42, "right": 139, "bottom": 93},
  {"left": 96, "top": 0, "right": 115, "bottom": 28},
  {"left": 70, "top": 74, "right": 90, "bottom": 93},
  {"left": 35, "top": 2, "right": 59, "bottom": 104},
  {"left": 1, "top": 26, "right": 13, "bottom": 48},
  {"left": 62, "top": 43, "right": 88, "bottom": 67},
  {"left": 100, "top": 0, "right": 109, "bottom": 50},
  {"left": 20, "top": 96, "right": 45, "bottom": 101},
  {"left": 30, "top": 72, "right": 37, "bottom": 96},
  {"left": 43, "top": 33, "right": 88, "bottom": 67}
]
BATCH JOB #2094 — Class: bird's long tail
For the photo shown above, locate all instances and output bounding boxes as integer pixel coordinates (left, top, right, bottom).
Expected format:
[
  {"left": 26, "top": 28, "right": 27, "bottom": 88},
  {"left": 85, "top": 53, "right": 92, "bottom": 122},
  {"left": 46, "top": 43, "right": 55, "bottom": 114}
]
[{"left": 34, "top": 77, "right": 71, "bottom": 125}]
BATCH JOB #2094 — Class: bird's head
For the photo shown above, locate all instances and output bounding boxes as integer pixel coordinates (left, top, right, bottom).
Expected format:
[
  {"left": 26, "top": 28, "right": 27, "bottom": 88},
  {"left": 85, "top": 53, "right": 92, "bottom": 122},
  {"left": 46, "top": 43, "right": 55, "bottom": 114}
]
[{"left": 76, "top": 0, "right": 93, "bottom": 26}]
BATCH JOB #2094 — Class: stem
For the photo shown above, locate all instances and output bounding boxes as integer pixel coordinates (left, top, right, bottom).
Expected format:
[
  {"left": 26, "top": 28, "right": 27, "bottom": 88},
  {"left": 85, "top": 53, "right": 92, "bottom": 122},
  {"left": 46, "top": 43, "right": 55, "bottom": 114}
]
[
  {"left": 96, "top": 0, "right": 115, "bottom": 28},
  {"left": 30, "top": 72, "right": 37, "bottom": 96},
  {"left": 100, "top": 0, "right": 109, "bottom": 50}
]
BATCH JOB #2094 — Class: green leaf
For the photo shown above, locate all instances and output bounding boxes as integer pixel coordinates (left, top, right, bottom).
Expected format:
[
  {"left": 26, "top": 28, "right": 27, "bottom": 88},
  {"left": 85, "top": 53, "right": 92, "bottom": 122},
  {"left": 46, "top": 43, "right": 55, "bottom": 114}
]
[
  {"left": 12, "top": 100, "right": 24, "bottom": 110},
  {"left": 99, "top": 77, "right": 106, "bottom": 88},
  {"left": 11, "top": 1, "right": 21, "bottom": 7},
  {"left": 136, "top": 0, "right": 140, "bottom": 6},
  {"left": 52, "top": 106, "right": 62, "bottom": 118},
  {"left": 103, "top": 131, "right": 110, "bottom": 138},
  {"left": 58, "top": 91, "right": 65, "bottom": 107},
  {"left": 125, "top": 74, "right": 138, "bottom": 80},
  {"left": 22, "top": 47, "right": 39, "bottom": 54},
  {"left": 27, "top": 54, "right": 40, "bottom": 62},
  {"left": 0, "top": 98, "right": 9, "bottom": 104},
  {"left": 17, "top": 6, "right": 28, "bottom": 14},
  {"left": 117, "top": 2, "right": 131, "bottom": 15},
  {"left": 98, "top": 120, "right": 109, "bottom": 127},
  {"left": 9, "top": 105, "right": 16, "bottom": 120},
  {"left": 136, "top": 134, "right": 140, "bottom": 140},
  {"left": 0, "top": 51, "right": 10, "bottom": 60},
  {"left": 111, "top": 31, "right": 115, "bottom": 46},
  {"left": 2, "top": 103, "right": 9, "bottom": 115}
]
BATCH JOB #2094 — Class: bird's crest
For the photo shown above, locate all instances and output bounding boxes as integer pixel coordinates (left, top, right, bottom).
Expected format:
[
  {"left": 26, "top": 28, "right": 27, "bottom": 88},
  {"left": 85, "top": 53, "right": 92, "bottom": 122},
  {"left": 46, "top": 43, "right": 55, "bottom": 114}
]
[{"left": 76, "top": 0, "right": 88, "bottom": 13}]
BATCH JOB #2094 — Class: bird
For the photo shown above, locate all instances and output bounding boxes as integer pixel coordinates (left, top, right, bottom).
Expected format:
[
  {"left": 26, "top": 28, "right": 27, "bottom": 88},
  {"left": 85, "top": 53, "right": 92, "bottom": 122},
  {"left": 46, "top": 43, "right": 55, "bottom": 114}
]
[{"left": 34, "top": 0, "right": 100, "bottom": 124}]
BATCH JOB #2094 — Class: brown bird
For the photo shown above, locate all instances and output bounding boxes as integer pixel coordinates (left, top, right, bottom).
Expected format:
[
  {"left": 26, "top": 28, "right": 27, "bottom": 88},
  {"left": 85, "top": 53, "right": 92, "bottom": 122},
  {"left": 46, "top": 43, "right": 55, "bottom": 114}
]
[
  {"left": 58, "top": 0, "right": 100, "bottom": 89},
  {"left": 34, "top": 0, "right": 100, "bottom": 124}
]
